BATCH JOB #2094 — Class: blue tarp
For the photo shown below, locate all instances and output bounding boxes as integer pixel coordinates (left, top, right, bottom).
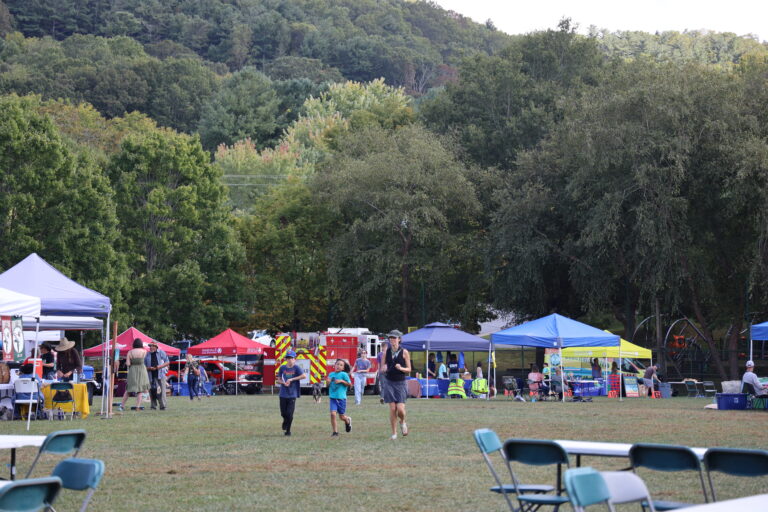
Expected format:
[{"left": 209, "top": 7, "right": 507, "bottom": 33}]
[
  {"left": 752, "top": 322, "right": 768, "bottom": 340},
  {"left": 0, "top": 253, "right": 111, "bottom": 317},
  {"left": 491, "top": 313, "right": 619, "bottom": 348},
  {"left": 401, "top": 322, "right": 490, "bottom": 351}
]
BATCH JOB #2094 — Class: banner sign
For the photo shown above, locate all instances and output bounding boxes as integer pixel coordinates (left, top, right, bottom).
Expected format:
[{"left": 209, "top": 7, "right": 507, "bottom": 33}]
[
  {"left": 11, "top": 316, "right": 24, "bottom": 362},
  {"left": 1, "top": 317, "right": 12, "bottom": 362},
  {"left": 624, "top": 379, "right": 640, "bottom": 398}
]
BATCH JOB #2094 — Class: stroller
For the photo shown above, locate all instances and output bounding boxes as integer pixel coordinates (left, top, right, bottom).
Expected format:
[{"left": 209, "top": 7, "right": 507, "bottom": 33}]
[{"left": 502, "top": 376, "right": 525, "bottom": 401}]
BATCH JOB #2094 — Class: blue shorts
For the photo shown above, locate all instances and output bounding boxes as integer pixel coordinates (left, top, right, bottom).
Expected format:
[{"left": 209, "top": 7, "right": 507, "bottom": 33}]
[{"left": 329, "top": 398, "right": 347, "bottom": 414}]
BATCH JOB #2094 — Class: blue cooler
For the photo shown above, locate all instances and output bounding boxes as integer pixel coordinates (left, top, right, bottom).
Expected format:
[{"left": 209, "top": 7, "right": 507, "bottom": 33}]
[
  {"left": 716, "top": 393, "right": 748, "bottom": 410},
  {"left": 81, "top": 365, "right": 95, "bottom": 380}
]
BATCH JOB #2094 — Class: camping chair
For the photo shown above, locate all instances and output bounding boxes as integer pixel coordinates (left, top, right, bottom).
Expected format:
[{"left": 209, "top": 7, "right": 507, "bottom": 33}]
[
  {"left": 0, "top": 476, "right": 62, "bottom": 512},
  {"left": 629, "top": 443, "right": 708, "bottom": 510},
  {"left": 684, "top": 381, "right": 700, "bottom": 398},
  {"left": 503, "top": 439, "right": 571, "bottom": 511},
  {"left": 13, "top": 379, "right": 42, "bottom": 418},
  {"left": 473, "top": 429, "right": 556, "bottom": 511},
  {"left": 50, "top": 458, "right": 105, "bottom": 512},
  {"left": 502, "top": 376, "right": 524, "bottom": 401},
  {"left": 563, "top": 467, "right": 615, "bottom": 512},
  {"left": 600, "top": 471, "right": 657, "bottom": 511},
  {"left": 49, "top": 382, "right": 76, "bottom": 420},
  {"left": 701, "top": 381, "right": 717, "bottom": 398},
  {"left": 703, "top": 448, "right": 768, "bottom": 502},
  {"left": 25, "top": 429, "right": 87, "bottom": 478}
]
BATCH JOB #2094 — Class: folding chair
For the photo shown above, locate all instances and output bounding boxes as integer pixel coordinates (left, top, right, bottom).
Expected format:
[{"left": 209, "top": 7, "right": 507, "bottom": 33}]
[
  {"left": 502, "top": 376, "right": 524, "bottom": 401},
  {"left": 629, "top": 443, "right": 708, "bottom": 510},
  {"left": 564, "top": 467, "right": 615, "bottom": 512},
  {"left": 600, "top": 471, "right": 657, "bottom": 511},
  {"left": 50, "top": 458, "right": 105, "bottom": 512},
  {"left": 473, "top": 429, "right": 556, "bottom": 511},
  {"left": 50, "top": 382, "right": 76, "bottom": 420},
  {"left": 0, "top": 476, "right": 62, "bottom": 512},
  {"left": 684, "top": 381, "right": 700, "bottom": 398},
  {"left": 13, "top": 379, "right": 42, "bottom": 417},
  {"left": 503, "top": 439, "right": 571, "bottom": 511},
  {"left": 701, "top": 381, "right": 717, "bottom": 398},
  {"left": 25, "top": 429, "right": 87, "bottom": 478},
  {"left": 703, "top": 448, "right": 768, "bottom": 502}
]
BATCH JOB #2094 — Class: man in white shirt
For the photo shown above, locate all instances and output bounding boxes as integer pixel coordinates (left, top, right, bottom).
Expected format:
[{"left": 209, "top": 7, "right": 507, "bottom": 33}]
[{"left": 742, "top": 360, "right": 768, "bottom": 396}]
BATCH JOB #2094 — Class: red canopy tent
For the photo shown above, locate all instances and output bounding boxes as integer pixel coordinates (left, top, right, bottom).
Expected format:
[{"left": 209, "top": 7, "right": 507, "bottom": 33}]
[
  {"left": 187, "top": 329, "right": 268, "bottom": 394},
  {"left": 82, "top": 327, "right": 180, "bottom": 357}
]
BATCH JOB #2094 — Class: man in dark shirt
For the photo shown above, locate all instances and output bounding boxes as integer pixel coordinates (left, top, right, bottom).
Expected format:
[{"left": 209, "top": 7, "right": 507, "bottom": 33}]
[{"left": 144, "top": 342, "right": 170, "bottom": 410}]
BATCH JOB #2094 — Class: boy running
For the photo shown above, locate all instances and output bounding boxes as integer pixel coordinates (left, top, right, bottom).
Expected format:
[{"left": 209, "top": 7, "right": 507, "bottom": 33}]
[
  {"left": 278, "top": 350, "right": 304, "bottom": 436},
  {"left": 327, "top": 359, "right": 353, "bottom": 437}
]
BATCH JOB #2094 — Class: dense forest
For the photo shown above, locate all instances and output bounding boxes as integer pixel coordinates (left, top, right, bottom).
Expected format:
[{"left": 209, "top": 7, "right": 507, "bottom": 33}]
[{"left": 1, "top": 0, "right": 767, "bottom": 379}]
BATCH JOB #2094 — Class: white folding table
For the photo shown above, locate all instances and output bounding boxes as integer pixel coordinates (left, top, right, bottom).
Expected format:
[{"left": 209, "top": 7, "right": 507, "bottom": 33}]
[
  {"left": 0, "top": 435, "right": 46, "bottom": 480},
  {"left": 554, "top": 439, "right": 707, "bottom": 467},
  {"left": 676, "top": 494, "right": 768, "bottom": 510}
]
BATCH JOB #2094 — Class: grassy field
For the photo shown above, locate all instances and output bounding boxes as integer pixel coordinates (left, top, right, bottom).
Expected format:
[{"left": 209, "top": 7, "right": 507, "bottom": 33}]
[{"left": 5, "top": 393, "right": 767, "bottom": 511}]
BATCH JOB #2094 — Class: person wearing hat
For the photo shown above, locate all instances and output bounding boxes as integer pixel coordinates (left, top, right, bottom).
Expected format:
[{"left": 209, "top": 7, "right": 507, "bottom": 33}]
[
  {"left": 55, "top": 337, "right": 82, "bottom": 382},
  {"left": 380, "top": 330, "right": 412, "bottom": 440},
  {"left": 742, "top": 361, "right": 768, "bottom": 396},
  {"left": 278, "top": 350, "right": 305, "bottom": 436},
  {"left": 144, "top": 341, "right": 170, "bottom": 410}
]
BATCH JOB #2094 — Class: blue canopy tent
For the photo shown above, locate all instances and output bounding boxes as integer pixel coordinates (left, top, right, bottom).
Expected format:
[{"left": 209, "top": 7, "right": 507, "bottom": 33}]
[
  {"left": 750, "top": 321, "right": 768, "bottom": 361},
  {"left": 492, "top": 314, "right": 620, "bottom": 401},
  {"left": 401, "top": 322, "right": 491, "bottom": 398},
  {"left": 0, "top": 253, "right": 112, "bottom": 419}
]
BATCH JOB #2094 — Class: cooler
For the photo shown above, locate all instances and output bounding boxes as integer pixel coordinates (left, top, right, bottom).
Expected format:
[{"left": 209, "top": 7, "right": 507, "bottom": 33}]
[
  {"left": 716, "top": 393, "right": 748, "bottom": 410},
  {"left": 82, "top": 365, "right": 95, "bottom": 380}
]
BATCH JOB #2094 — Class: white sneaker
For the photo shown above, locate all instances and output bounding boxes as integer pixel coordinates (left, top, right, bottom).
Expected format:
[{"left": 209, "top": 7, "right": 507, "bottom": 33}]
[
  {"left": 401, "top": 422, "right": 408, "bottom": 436},
  {"left": 390, "top": 434, "right": 397, "bottom": 440}
]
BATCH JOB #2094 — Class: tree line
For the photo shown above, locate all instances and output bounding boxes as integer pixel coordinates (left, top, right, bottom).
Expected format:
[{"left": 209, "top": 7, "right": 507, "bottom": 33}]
[{"left": 0, "top": 5, "right": 767, "bottom": 379}]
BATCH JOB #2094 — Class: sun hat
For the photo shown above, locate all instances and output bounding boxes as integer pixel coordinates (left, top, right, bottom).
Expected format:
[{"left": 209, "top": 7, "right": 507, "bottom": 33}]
[
  {"left": 55, "top": 337, "right": 75, "bottom": 351},
  {"left": 386, "top": 330, "right": 403, "bottom": 338},
  {"left": 148, "top": 341, "right": 158, "bottom": 347},
  {"left": 285, "top": 350, "right": 297, "bottom": 358},
  {"left": 746, "top": 360, "right": 755, "bottom": 367}
]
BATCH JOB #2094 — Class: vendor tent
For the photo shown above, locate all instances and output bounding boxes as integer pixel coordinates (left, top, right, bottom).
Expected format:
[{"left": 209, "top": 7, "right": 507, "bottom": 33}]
[
  {"left": 83, "top": 327, "right": 180, "bottom": 357},
  {"left": 0, "top": 287, "right": 41, "bottom": 317},
  {"left": 750, "top": 321, "right": 768, "bottom": 360},
  {"left": 401, "top": 322, "right": 490, "bottom": 351},
  {"left": 492, "top": 314, "right": 620, "bottom": 402},
  {"left": 188, "top": 329, "right": 268, "bottom": 394}
]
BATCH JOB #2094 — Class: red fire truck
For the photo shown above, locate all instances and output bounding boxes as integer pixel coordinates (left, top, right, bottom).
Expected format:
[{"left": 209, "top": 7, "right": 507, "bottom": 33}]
[{"left": 262, "top": 328, "right": 383, "bottom": 393}]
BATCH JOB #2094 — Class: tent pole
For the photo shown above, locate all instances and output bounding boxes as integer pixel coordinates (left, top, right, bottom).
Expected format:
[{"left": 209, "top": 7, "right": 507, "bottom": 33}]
[
  {"left": 486, "top": 343, "right": 491, "bottom": 400},
  {"left": 26, "top": 317, "right": 40, "bottom": 431},
  {"left": 619, "top": 346, "right": 623, "bottom": 402},
  {"left": 559, "top": 339, "right": 565, "bottom": 403},
  {"left": 424, "top": 341, "right": 429, "bottom": 400},
  {"left": 749, "top": 322, "right": 753, "bottom": 362},
  {"left": 235, "top": 353, "right": 238, "bottom": 396}
]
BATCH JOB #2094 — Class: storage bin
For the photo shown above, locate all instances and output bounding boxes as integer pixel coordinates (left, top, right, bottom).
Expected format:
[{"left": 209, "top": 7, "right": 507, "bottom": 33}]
[
  {"left": 716, "top": 393, "right": 748, "bottom": 410},
  {"left": 82, "top": 365, "right": 95, "bottom": 380},
  {"left": 658, "top": 382, "right": 672, "bottom": 399}
]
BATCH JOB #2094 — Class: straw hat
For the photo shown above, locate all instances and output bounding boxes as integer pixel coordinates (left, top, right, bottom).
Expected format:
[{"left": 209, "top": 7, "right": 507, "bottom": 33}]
[{"left": 55, "top": 337, "right": 75, "bottom": 351}]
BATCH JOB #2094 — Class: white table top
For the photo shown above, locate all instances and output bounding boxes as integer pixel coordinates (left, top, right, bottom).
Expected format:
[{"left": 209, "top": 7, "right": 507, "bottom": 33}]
[
  {"left": 0, "top": 435, "right": 47, "bottom": 450},
  {"left": 555, "top": 439, "right": 707, "bottom": 460},
  {"left": 678, "top": 494, "right": 768, "bottom": 511}
]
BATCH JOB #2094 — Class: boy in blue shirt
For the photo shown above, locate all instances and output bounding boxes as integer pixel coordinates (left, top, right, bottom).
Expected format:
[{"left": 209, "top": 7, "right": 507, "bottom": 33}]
[
  {"left": 278, "top": 351, "right": 304, "bottom": 436},
  {"left": 327, "top": 359, "right": 352, "bottom": 437}
]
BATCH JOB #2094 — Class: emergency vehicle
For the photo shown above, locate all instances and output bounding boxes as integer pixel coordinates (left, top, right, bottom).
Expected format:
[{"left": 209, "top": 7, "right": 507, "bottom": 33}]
[{"left": 262, "top": 328, "right": 383, "bottom": 393}]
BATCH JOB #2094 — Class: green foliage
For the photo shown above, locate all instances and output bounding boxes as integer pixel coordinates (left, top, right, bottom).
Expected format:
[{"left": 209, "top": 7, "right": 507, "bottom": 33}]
[
  {"left": 313, "top": 123, "right": 483, "bottom": 331},
  {"left": 197, "top": 67, "right": 280, "bottom": 151},
  {"left": 107, "top": 127, "right": 245, "bottom": 340}
]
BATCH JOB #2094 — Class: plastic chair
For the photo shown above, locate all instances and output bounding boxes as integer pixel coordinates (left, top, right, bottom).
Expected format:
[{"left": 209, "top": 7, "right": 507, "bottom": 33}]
[
  {"left": 629, "top": 443, "right": 708, "bottom": 510},
  {"left": 563, "top": 467, "right": 615, "bottom": 512},
  {"left": 0, "top": 476, "right": 62, "bottom": 512},
  {"left": 607, "top": 390, "right": 618, "bottom": 398},
  {"left": 702, "top": 381, "right": 717, "bottom": 397},
  {"left": 473, "top": 429, "right": 556, "bottom": 511},
  {"left": 703, "top": 447, "right": 768, "bottom": 501},
  {"left": 503, "top": 438, "right": 571, "bottom": 511},
  {"left": 13, "top": 379, "right": 42, "bottom": 416},
  {"left": 50, "top": 458, "right": 105, "bottom": 512},
  {"left": 25, "top": 429, "right": 87, "bottom": 478},
  {"left": 50, "top": 382, "right": 76, "bottom": 420},
  {"left": 600, "top": 471, "right": 657, "bottom": 511}
]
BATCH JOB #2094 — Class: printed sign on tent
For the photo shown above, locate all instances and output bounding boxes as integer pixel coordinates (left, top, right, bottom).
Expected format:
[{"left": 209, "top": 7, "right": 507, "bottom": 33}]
[
  {"left": 1, "top": 317, "right": 11, "bottom": 362},
  {"left": 11, "top": 317, "right": 24, "bottom": 362}
]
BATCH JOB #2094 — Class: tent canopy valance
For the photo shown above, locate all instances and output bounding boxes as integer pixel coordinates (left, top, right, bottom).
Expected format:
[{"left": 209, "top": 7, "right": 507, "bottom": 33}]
[
  {"left": 492, "top": 314, "right": 620, "bottom": 348},
  {"left": 561, "top": 337, "right": 651, "bottom": 359},
  {"left": 188, "top": 329, "right": 269, "bottom": 356},
  {"left": 83, "top": 327, "right": 180, "bottom": 357},
  {"left": 0, "top": 253, "right": 110, "bottom": 317},
  {"left": 401, "top": 322, "right": 490, "bottom": 351},
  {"left": 22, "top": 316, "right": 103, "bottom": 331}
]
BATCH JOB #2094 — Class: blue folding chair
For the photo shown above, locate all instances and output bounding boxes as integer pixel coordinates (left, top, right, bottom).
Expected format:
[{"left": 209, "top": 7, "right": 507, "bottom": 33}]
[
  {"left": 703, "top": 447, "right": 768, "bottom": 502},
  {"left": 49, "top": 382, "right": 76, "bottom": 420},
  {"left": 564, "top": 467, "right": 615, "bottom": 512},
  {"left": 503, "top": 439, "right": 571, "bottom": 511},
  {"left": 0, "top": 476, "right": 62, "bottom": 512},
  {"left": 629, "top": 443, "right": 708, "bottom": 510},
  {"left": 51, "top": 458, "right": 105, "bottom": 512},
  {"left": 25, "top": 429, "right": 86, "bottom": 478},
  {"left": 474, "top": 429, "right": 557, "bottom": 511}
]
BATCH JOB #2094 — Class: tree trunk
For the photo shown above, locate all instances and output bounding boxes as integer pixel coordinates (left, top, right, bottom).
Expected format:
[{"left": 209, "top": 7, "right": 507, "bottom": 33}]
[{"left": 684, "top": 263, "right": 728, "bottom": 380}]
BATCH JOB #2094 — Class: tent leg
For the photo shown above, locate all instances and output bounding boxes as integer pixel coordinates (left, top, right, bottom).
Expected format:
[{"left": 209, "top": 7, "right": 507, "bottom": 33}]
[{"left": 26, "top": 318, "right": 40, "bottom": 431}]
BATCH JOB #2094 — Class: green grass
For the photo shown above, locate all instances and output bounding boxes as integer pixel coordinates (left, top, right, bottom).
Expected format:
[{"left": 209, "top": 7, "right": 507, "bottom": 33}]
[{"left": 4, "top": 394, "right": 768, "bottom": 511}]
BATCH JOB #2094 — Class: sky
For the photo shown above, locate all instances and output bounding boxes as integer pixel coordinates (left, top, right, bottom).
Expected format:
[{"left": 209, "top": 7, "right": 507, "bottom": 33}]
[{"left": 431, "top": 1, "right": 767, "bottom": 41}]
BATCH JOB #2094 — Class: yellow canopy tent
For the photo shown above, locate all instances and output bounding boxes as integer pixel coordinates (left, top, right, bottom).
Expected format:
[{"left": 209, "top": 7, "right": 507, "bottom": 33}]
[{"left": 561, "top": 338, "right": 651, "bottom": 359}]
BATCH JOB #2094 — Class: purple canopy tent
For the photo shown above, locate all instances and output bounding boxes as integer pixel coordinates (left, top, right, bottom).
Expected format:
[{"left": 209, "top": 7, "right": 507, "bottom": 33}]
[{"left": 0, "top": 253, "right": 112, "bottom": 421}]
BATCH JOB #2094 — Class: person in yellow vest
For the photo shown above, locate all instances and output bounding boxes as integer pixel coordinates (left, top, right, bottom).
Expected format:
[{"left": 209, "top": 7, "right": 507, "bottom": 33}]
[{"left": 447, "top": 377, "right": 466, "bottom": 399}]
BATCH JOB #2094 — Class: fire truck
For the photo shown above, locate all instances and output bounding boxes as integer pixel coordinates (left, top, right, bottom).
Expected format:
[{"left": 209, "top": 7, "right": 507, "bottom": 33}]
[{"left": 262, "top": 328, "right": 383, "bottom": 393}]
